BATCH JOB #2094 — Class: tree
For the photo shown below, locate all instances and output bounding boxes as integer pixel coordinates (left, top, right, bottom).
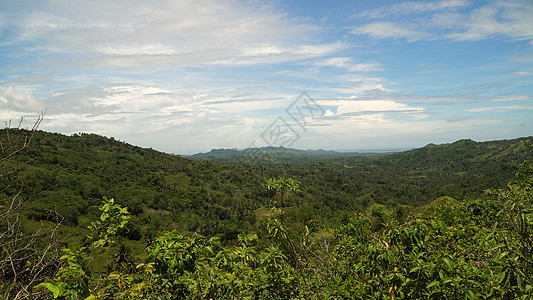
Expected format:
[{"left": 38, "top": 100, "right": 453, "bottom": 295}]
[
  {"left": 264, "top": 175, "right": 300, "bottom": 207},
  {"left": 0, "top": 115, "right": 63, "bottom": 300}
]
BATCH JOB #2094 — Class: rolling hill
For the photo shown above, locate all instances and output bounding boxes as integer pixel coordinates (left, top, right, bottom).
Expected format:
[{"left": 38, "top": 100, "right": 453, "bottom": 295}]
[{"left": 1, "top": 129, "right": 531, "bottom": 240}]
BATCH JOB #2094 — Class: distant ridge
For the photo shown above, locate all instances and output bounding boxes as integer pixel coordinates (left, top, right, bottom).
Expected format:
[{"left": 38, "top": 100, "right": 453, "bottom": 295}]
[
  {"left": 187, "top": 146, "right": 391, "bottom": 163},
  {"left": 187, "top": 137, "right": 533, "bottom": 164}
]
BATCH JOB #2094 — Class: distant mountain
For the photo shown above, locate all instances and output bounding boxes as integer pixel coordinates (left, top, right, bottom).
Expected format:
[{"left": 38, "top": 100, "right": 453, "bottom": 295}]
[{"left": 188, "top": 146, "right": 390, "bottom": 163}]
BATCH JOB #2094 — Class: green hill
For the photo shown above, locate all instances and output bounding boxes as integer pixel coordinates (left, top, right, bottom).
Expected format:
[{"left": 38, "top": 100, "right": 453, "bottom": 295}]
[
  {"left": 1, "top": 130, "right": 531, "bottom": 240},
  {"left": 2, "top": 129, "right": 533, "bottom": 299},
  {"left": 188, "top": 146, "right": 387, "bottom": 163}
]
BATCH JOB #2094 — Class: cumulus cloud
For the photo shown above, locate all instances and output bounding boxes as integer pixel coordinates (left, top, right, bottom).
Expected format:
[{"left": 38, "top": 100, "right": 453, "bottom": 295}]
[{"left": 0, "top": 86, "right": 47, "bottom": 112}]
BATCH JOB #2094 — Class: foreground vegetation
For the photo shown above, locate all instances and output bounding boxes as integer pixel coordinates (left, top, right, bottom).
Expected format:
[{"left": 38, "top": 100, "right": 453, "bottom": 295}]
[
  {"left": 36, "top": 159, "right": 533, "bottom": 299},
  {"left": 1, "top": 127, "right": 532, "bottom": 299}
]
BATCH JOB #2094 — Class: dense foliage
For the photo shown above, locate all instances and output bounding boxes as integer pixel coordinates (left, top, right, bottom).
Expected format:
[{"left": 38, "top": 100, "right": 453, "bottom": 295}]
[
  {"left": 1, "top": 128, "right": 532, "bottom": 299},
  {"left": 36, "top": 160, "right": 533, "bottom": 299},
  {"left": 2, "top": 130, "right": 530, "bottom": 239}
]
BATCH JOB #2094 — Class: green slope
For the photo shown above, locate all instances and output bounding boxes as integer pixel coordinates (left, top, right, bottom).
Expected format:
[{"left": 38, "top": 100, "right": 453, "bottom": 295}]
[
  {"left": 1, "top": 130, "right": 531, "bottom": 242},
  {"left": 188, "top": 146, "right": 387, "bottom": 163}
]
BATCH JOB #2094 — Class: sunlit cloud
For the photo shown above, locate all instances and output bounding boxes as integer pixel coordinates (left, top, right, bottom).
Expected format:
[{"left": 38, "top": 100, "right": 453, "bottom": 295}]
[{"left": 0, "top": 86, "right": 47, "bottom": 112}]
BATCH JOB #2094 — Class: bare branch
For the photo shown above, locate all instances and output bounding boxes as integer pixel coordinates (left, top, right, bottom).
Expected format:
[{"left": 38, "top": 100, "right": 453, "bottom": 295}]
[{"left": 0, "top": 113, "right": 63, "bottom": 299}]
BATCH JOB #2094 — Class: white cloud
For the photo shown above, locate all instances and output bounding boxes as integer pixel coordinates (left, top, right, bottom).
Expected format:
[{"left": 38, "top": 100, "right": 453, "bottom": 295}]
[
  {"left": 0, "top": 86, "right": 47, "bottom": 112},
  {"left": 352, "top": 22, "right": 431, "bottom": 42},
  {"left": 2, "top": 1, "right": 530, "bottom": 154},
  {"left": 335, "top": 100, "right": 423, "bottom": 115},
  {"left": 213, "top": 42, "right": 346, "bottom": 65},
  {"left": 205, "top": 98, "right": 288, "bottom": 113},
  {"left": 323, "top": 109, "right": 334, "bottom": 117},
  {"left": 488, "top": 95, "right": 531, "bottom": 102},
  {"left": 24, "top": 84, "right": 428, "bottom": 154},
  {"left": 315, "top": 57, "right": 352, "bottom": 68},
  {"left": 315, "top": 99, "right": 425, "bottom": 123},
  {"left": 466, "top": 105, "right": 533, "bottom": 112},
  {"left": 95, "top": 44, "right": 178, "bottom": 56},
  {"left": 7, "top": 83, "right": 295, "bottom": 151},
  {"left": 356, "top": 0, "right": 469, "bottom": 19},
  {"left": 9, "top": 0, "right": 331, "bottom": 66},
  {"left": 323, "top": 74, "right": 389, "bottom": 94},
  {"left": 444, "top": 2, "right": 533, "bottom": 41},
  {"left": 352, "top": 0, "right": 533, "bottom": 42},
  {"left": 299, "top": 114, "right": 499, "bottom": 152},
  {"left": 511, "top": 71, "right": 532, "bottom": 77},
  {"left": 314, "top": 57, "right": 382, "bottom": 72}
]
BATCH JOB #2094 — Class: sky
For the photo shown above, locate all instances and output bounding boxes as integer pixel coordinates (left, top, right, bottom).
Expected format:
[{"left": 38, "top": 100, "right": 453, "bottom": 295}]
[{"left": 0, "top": 0, "right": 532, "bottom": 154}]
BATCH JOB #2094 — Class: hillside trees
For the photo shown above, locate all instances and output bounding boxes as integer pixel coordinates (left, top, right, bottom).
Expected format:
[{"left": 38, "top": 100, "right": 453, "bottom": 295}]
[
  {"left": 1, "top": 126, "right": 531, "bottom": 298},
  {"left": 0, "top": 116, "right": 64, "bottom": 299},
  {"left": 264, "top": 175, "right": 301, "bottom": 207},
  {"left": 35, "top": 159, "right": 533, "bottom": 299},
  {"left": 4, "top": 130, "right": 531, "bottom": 241}
]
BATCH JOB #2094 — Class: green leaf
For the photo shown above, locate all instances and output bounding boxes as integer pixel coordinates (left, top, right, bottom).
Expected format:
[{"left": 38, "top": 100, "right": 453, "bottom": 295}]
[
  {"left": 109, "top": 271, "right": 121, "bottom": 278},
  {"left": 443, "top": 278, "right": 454, "bottom": 285},
  {"left": 40, "top": 282, "right": 61, "bottom": 298},
  {"left": 443, "top": 258, "right": 454, "bottom": 271},
  {"left": 427, "top": 280, "right": 440, "bottom": 289}
]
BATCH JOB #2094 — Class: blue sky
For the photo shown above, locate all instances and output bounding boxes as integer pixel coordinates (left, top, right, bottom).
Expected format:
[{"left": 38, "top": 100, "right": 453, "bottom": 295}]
[{"left": 0, "top": 0, "right": 532, "bottom": 154}]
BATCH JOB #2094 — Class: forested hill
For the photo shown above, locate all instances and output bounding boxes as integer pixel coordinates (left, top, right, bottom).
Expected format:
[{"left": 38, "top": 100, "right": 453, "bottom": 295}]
[
  {"left": 379, "top": 138, "right": 531, "bottom": 170},
  {"left": 188, "top": 146, "right": 387, "bottom": 163},
  {"left": 1, "top": 130, "right": 532, "bottom": 241}
]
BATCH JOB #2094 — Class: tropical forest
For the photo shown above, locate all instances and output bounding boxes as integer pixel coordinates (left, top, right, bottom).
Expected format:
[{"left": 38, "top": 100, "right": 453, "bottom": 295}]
[{"left": 1, "top": 123, "right": 532, "bottom": 299}]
